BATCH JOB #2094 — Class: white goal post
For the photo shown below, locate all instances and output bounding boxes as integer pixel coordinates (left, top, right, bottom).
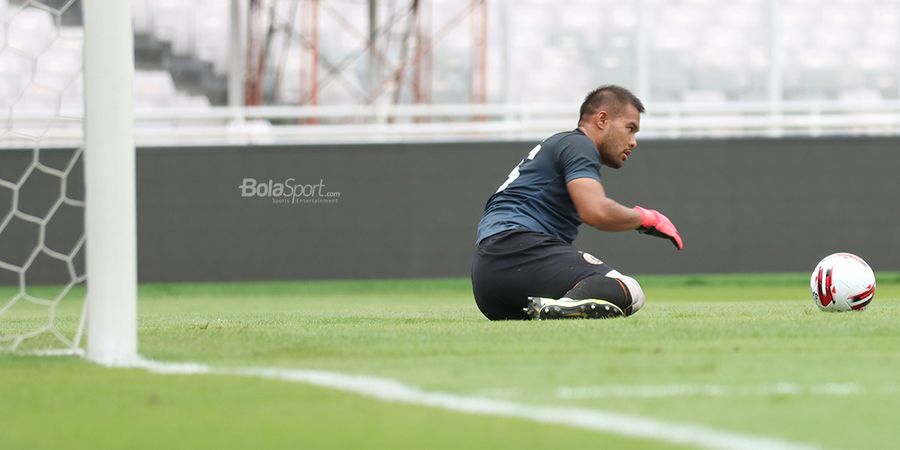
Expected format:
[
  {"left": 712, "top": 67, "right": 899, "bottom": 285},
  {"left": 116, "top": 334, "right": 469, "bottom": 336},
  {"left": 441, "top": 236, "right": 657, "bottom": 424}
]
[{"left": 82, "top": 0, "right": 137, "bottom": 364}]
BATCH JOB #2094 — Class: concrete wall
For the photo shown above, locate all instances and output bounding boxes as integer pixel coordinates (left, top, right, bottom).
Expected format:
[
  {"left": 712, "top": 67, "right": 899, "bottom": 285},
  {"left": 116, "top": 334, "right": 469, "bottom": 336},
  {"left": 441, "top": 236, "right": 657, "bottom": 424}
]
[{"left": 2, "top": 136, "right": 898, "bottom": 283}]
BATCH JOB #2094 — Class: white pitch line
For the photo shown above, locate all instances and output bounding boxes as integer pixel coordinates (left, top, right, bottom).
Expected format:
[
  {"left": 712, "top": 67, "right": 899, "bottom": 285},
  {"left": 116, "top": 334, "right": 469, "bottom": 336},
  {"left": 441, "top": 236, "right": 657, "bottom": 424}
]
[
  {"left": 123, "top": 358, "right": 818, "bottom": 450},
  {"left": 558, "top": 383, "right": 863, "bottom": 399}
]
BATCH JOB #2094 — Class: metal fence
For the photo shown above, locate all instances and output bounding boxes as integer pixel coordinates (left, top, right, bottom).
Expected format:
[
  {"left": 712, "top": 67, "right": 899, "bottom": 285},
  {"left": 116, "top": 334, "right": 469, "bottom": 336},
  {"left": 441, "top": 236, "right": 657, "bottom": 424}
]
[{"left": 5, "top": 100, "right": 900, "bottom": 148}]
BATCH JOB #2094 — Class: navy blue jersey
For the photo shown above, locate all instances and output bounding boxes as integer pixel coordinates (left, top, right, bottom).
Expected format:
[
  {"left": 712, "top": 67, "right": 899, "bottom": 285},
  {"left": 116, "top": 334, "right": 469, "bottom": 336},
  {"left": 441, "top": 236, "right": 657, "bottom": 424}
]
[{"left": 476, "top": 129, "right": 602, "bottom": 244}]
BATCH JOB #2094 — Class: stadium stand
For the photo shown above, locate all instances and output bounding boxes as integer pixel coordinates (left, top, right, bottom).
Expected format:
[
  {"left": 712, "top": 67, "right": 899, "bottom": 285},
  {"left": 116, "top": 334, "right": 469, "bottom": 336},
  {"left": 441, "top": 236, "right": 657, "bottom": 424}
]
[{"left": 3, "top": 0, "right": 900, "bottom": 144}]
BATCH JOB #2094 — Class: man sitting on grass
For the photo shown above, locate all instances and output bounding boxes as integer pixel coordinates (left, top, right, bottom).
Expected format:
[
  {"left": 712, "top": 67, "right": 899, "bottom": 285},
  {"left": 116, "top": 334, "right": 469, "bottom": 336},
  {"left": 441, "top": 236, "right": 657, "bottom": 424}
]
[{"left": 471, "top": 85, "right": 682, "bottom": 320}]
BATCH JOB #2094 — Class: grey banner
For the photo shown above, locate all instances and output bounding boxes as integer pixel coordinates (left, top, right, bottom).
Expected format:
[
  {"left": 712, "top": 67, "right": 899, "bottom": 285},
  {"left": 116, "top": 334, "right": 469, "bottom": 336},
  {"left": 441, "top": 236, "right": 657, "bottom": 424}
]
[{"left": 1, "top": 136, "right": 898, "bottom": 283}]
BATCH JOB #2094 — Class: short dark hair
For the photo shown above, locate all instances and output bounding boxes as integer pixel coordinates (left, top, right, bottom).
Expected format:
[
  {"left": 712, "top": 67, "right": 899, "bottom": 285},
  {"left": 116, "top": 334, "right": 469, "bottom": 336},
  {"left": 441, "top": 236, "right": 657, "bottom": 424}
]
[{"left": 578, "top": 85, "right": 645, "bottom": 124}]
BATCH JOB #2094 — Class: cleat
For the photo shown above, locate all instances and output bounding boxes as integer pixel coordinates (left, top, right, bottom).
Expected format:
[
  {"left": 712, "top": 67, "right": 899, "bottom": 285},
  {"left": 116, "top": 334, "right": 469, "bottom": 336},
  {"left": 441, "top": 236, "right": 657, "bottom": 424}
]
[
  {"left": 525, "top": 297, "right": 623, "bottom": 320},
  {"left": 524, "top": 297, "right": 545, "bottom": 320}
]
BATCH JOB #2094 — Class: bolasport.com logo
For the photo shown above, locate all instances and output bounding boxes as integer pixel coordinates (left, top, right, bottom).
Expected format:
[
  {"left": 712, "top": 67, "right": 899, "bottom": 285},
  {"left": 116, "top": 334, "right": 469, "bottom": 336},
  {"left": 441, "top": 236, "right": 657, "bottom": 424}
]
[{"left": 238, "top": 178, "right": 341, "bottom": 205}]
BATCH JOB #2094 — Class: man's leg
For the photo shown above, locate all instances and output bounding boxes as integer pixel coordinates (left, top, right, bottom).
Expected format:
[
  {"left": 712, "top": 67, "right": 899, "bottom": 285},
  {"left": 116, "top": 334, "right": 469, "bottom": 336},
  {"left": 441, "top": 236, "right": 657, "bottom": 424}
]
[
  {"left": 473, "top": 231, "right": 611, "bottom": 320},
  {"left": 524, "top": 256, "right": 646, "bottom": 320},
  {"left": 562, "top": 269, "right": 646, "bottom": 316}
]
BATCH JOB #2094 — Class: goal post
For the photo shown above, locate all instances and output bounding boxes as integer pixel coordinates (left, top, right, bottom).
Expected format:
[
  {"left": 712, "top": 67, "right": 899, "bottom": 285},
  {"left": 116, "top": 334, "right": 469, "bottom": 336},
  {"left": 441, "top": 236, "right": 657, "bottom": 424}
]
[{"left": 82, "top": 0, "right": 137, "bottom": 365}]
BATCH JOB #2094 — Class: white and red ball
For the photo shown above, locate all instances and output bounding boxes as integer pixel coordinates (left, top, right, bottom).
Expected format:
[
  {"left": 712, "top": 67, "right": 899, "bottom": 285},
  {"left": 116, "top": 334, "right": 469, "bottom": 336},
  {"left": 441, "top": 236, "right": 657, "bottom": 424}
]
[{"left": 810, "top": 253, "right": 876, "bottom": 312}]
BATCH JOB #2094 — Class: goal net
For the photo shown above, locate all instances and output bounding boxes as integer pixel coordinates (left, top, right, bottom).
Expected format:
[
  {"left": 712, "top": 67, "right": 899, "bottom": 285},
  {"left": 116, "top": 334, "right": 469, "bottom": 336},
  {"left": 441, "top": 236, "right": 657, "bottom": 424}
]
[{"left": 0, "top": 0, "right": 137, "bottom": 363}]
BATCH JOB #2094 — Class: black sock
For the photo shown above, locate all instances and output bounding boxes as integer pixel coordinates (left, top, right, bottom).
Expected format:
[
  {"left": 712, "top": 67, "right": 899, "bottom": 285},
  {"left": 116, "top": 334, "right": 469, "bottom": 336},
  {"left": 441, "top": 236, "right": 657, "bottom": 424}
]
[{"left": 564, "top": 274, "right": 633, "bottom": 315}]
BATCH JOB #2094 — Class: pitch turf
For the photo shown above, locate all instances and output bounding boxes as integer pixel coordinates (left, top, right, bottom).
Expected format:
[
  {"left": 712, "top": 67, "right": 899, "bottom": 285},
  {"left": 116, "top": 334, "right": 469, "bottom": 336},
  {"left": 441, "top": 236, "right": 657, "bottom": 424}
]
[{"left": 2, "top": 273, "right": 899, "bottom": 449}]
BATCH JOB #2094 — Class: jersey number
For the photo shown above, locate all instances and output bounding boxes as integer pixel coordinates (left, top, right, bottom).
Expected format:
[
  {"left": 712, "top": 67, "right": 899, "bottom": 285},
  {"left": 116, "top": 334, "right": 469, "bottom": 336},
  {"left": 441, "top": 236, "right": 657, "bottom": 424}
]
[{"left": 496, "top": 144, "right": 542, "bottom": 193}]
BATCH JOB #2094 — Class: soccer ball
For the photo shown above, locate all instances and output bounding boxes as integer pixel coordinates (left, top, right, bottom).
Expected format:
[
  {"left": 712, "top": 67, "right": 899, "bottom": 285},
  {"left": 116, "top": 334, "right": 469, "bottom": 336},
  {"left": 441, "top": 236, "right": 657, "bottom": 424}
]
[{"left": 810, "top": 253, "right": 876, "bottom": 312}]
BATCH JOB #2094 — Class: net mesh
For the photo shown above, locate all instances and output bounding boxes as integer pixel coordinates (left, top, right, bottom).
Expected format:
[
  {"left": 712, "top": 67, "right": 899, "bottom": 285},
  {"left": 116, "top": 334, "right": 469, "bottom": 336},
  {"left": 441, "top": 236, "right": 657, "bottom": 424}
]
[{"left": 0, "top": 0, "right": 86, "bottom": 354}]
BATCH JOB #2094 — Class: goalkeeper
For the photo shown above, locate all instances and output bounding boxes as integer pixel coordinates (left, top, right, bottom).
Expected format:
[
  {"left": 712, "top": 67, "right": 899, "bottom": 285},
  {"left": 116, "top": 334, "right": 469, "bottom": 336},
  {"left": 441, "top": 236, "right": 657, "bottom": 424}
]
[{"left": 471, "top": 85, "right": 682, "bottom": 320}]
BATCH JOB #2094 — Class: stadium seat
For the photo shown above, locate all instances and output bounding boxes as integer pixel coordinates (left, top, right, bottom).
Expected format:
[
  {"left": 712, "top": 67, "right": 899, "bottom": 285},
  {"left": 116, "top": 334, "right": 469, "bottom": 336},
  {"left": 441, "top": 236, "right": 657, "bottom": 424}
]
[
  {"left": 6, "top": 7, "right": 55, "bottom": 58},
  {"left": 132, "top": 0, "right": 154, "bottom": 35},
  {"left": 681, "top": 90, "right": 727, "bottom": 103},
  {"left": 0, "top": 51, "right": 30, "bottom": 103},
  {"left": 34, "top": 46, "right": 81, "bottom": 92},
  {"left": 13, "top": 83, "right": 59, "bottom": 116},
  {"left": 838, "top": 88, "right": 884, "bottom": 103},
  {"left": 133, "top": 71, "right": 178, "bottom": 107},
  {"left": 194, "top": 15, "right": 228, "bottom": 75},
  {"left": 152, "top": 0, "right": 193, "bottom": 55}
]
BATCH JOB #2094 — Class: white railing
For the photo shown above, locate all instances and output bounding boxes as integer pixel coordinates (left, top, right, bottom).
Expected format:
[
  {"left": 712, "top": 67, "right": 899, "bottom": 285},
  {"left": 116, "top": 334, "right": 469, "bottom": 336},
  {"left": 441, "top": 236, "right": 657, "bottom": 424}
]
[{"left": 4, "top": 101, "right": 900, "bottom": 148}]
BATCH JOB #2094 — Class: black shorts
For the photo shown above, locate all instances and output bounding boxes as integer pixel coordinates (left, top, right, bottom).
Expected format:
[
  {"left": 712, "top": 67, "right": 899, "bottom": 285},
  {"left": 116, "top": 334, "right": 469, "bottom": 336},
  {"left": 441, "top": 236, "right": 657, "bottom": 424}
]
[{"left": 471, "top": 230, "right": 617, "bottom": 320}]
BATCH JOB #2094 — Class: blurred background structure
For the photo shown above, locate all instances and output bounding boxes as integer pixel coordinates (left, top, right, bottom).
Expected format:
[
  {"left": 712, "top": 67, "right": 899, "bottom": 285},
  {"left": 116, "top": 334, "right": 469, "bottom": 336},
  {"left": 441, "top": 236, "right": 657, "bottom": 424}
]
[
  {"left": 1, "top": 0, "right": 899, "bottom": 287},
  {"left": 2, "top": 0, "right": 900, "bottom": 146}
]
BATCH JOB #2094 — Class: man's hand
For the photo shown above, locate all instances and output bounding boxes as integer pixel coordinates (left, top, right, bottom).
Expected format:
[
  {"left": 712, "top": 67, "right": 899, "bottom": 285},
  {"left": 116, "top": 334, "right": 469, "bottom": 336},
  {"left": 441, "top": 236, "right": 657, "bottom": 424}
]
[{"left": 633, "top": 206, "right": 683, "bottom": 250}]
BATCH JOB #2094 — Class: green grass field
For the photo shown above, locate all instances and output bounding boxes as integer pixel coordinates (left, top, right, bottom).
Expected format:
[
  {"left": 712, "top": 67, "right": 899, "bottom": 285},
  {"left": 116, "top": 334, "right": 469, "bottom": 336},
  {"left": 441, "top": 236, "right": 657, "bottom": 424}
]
[{"left": 2, "top": 273, "right": 899, "bottom": 450}]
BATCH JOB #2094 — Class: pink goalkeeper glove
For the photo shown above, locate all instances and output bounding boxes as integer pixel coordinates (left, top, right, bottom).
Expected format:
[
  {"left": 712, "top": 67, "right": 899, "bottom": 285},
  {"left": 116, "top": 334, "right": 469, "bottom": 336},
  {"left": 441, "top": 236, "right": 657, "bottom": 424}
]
[{"left": 634, "top": 206, "right": 684, "bottom": 250}]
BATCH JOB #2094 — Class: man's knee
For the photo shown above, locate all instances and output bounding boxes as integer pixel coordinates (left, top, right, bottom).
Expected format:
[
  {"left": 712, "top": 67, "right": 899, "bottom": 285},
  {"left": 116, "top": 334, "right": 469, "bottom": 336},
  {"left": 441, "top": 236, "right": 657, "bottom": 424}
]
[
  {"left": 564, "top": 270, "right": 646, "bottom": 315},
  {"left": 606, "top": 271, "right": 645, "bottom": 314}
]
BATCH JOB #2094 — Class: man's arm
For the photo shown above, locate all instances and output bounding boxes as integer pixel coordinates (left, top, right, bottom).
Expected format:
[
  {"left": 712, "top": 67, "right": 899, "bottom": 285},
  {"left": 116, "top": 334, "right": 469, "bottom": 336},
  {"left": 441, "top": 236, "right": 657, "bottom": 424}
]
[
  {"left": 567, "top": 177, "right": 684, "bottom": 249},
  {"left": 567, "top": 178, "right": 641, "bottom": 231}
]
